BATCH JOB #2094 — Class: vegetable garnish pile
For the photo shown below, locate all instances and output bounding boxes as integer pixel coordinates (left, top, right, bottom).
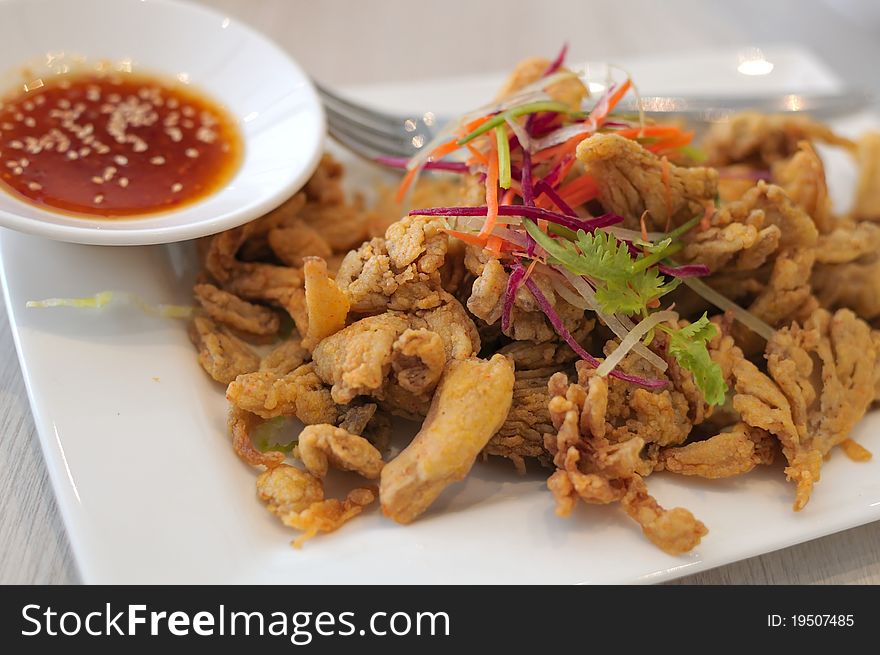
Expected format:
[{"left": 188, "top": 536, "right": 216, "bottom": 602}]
[{"left": 382, "top": 46, "right": 760, "bottom": 405}]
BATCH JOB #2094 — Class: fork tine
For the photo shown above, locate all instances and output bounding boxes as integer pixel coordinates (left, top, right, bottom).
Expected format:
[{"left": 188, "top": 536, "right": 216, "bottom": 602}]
[
  {"left": 327, "top": 111, "right": 415, "bottom": 157},
  {"left": 315, "top": 81, "right": 439, "bottom": 161}
]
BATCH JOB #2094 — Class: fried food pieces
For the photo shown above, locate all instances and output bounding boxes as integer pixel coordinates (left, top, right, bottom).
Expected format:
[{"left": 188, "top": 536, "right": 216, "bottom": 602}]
[
  {"left": 545, "top": 368, "right": 707, "bottom": 555},
  {"left": 257, "top": 464, "right": 376, "bottom": 548},
  {"left": 576, "top": 132, "right": 719, "bottom": 230},
  {"left": 185, "top": 60, "right": 880, "bottom": 558},
  {"left": 380, "top": 355, "right": 515, "bottom": 524}
]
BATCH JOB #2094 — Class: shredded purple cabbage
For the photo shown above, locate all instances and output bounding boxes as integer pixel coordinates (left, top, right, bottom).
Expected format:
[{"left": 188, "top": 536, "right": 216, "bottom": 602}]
[
  {"left": 502, "top": 261, "right": 527, "bottom": 333},
  {"left": 540, "top": 154, "right": 573, "bottom": 188},
  {"left": 409, "top": 205, "right": 620, "bottom": 233},
  {"left": 533, "top": 180, "right": 577, "bottom": 216},
  {"left": 375, "top": 156, "right": 468, "bottom": 173},
  {"left": 528, "top": 112, "right": 562, "bottom": 137},
  {"left": 523, "top": 276, "right": 667, "bottom": 389},
  {"left": 657, "top": 263, "right": 711, "bottom": 278},
  {"left": 543, "top": 43, "right": 569, "bottom": 76}
]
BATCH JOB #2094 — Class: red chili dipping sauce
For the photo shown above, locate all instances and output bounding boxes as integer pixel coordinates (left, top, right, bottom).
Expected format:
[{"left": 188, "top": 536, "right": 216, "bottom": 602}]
[{"left": 0, "top": 71, "right": 242, "bottom": 217}]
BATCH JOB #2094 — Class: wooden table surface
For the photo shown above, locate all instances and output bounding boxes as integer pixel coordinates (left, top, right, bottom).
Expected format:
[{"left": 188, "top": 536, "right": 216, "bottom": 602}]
[{"left": 3, "top": 0, "right": 880, "bottom": 585}]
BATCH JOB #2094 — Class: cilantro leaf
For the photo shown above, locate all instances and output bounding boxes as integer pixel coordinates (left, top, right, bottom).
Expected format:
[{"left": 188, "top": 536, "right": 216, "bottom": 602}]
[
  {"left": 523, "top": 219, "right": 679, "bottom": 316},
  {"left": 663, "top": 313, "right": 727, "bottom": 406}
]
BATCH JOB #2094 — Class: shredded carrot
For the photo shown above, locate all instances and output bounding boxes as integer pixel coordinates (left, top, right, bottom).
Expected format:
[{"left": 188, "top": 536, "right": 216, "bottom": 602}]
[
  {"left": 661, "top": 156, "right": 672, "bottom": 231},
  {"left": 647, "top": 297, "right": 661, "bottom": 309},
  {"left": 523, "top": 258, "right": 539, "bottom": 281},
  {"left": 442, "top": 229, "right": 488, "bottom": 248},
  {"left": 556, "top": 173, "right": 599, "bottom": 208},
  {"left": 486, "top": 235, "right": 504, "bottom": 256},
  {"left": 647, "top": 131, "right": 694, "bottom": 154},
  {"left": 639, "top": 211, "right": 650, "bottom": 255},
  {"left": 588, "top": 78, "right": 632, "bottom": 125},
  {"left": 531, "top": 133, "right": 588, "bottom": 164},
  {"left": 613, "top": 125, "right": 683, "bottom": 140},
  {"left": 480, "top": 142, "right": 500, "bottom": 237},
  {"left": 466, "top": 142, "right": 489, "bottom": 165},
  {"left": 501, "top": 188, "right": 516, "bottom": 205},
  {"left": 395, "top": 166, "right": 420, "bottom": 204}
]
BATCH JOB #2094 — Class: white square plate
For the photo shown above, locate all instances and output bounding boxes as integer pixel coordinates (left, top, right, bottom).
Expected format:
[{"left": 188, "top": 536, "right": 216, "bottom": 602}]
[{"left": 4, "top": 46, "right": 880, "bottom": 584}]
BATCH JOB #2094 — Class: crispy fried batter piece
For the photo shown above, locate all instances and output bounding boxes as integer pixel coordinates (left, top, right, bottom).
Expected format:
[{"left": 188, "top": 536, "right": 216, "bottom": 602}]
[
  {"left": 576, "top": 133, "right": 718, "bottom": 230},
  {"left": 228, "top": 406, "right": 285, "bottom": 468},
  {"left": 545, "top": 370, "right": 707, "bottom": 555},
  {"left": 268, "top": 219, "right": 333, "bottom": 268},
  {"left": 702, "top": 112, "right": 855, "bottom": 168},
  {"left": 771, "top": 141, "right": 833, "bottom": 233},
  {"left": 193, "top": 283, "right": 280, "bottom": 338},
  {"left": 257, "top": 464, "right": 376, "bottom": 548},
  {"left": 335, "top": 215, "right": 449, "bottom": 314},
  {"left": 658, "top": 424, "right": 775, "bottom": 478},
  {"left": 380, "top": 355, "right": 515, "bottom": 524},
  {"left": 298, "top": 424, "right": 384, "bottom": 480},
  {"left": 302, "top": 257, "right": 350, "bottom": 349},
  {"left": 312, "top": 314, "right": 410, "bottom": 403},
  {"left": 854, "top": 132, "right": 880, "bottom": 221},
  {"left": 189, "top": 316, "right": 260, "bottom": 384},
  {"left": 260, "top": 339, "right": 310, "bottom": 376},
  {"left": 226, "top": 363, "right": 337, "bottom": 424},
  {"left": 812, "top": 221, "right": 880, "bottom": 320},
  {"left": 733, "top": 309, "right": 877, "bottom": 509},
  {"left": 485, "top": 366, "right": 563, "bottom": 471},
  {"left": 391, "top": 329, "right": 446, "bottom": 395}
]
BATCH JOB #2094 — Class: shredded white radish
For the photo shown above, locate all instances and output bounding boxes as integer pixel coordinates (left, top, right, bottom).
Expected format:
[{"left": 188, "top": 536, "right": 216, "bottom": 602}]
[
  {"left": 596, "top": 310, "right": 677, "bottom": 378},
  {"left": 530, "top": 122, "right": 592, "bottom": 153},
  {"left": 558, "top": 269, "right": 668, "bottom": 372},
  {"left": 682, "top": 277, "right": 775, "bottom": 340},
  {"left": 461, "top": 70, "right": 579, "bottom": 122},
  {"left": 505, "top": 116, "right": 531, "bottom": 152},
  {"left": 550, "top": 277, "right": 591, "bottom": 310}
]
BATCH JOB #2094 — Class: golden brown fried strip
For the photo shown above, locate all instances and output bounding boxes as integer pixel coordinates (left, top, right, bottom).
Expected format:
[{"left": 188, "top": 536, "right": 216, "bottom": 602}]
[
  {"left": 545, "top": 370, "right": 707, "bottom": 555},
  {"left": 193, "top": 283, "right": 280, "bottom": 337},
  {"left": 380, "top": 355, "right": 515, "bottom": 524},
  {"left": 228, "top": 407, "right": 285, "bottom": 468},
  {"left": 256, "top": 463, "right": 375, "bottom": 548},
  {"left": 189, "top": 316, "right": 260, "bottom": 384},
  {"left": 659, "top": 424, "right": 774, "bottom": 478},
  {"left": 853, "top": 131, "right": 880, "bottom": 221},
  {"left": 391, "top": 329, "right": 445, "bottom": 395},
  {"left": 260, "top": 339, "right": 310, "bottom": 376},
  {"left": 268, "top": 219, "right": 333, "bottom": 268},
  {"left": 771, "top": 141, "right": 833, "bottom": 232},
  {"left": 226, "top": 363, "right": 337, "bottom": 424},
  {"left": 302, "top": 256, "right": 350, "bottom": 349},
  {"left": 576, "top": 132, "right": 718, "bottom": 230},
  {"left": 620, "top": 475, "right": 708, "bottom": 556},
  {"left": 298, "top": 424, "right": 384, "bottom": 480}
]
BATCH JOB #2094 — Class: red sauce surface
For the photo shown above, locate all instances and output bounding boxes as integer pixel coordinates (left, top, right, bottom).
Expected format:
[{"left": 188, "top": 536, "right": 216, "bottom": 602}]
[{"left": 0, "top": 71, "right": 242, "bottom": 217}]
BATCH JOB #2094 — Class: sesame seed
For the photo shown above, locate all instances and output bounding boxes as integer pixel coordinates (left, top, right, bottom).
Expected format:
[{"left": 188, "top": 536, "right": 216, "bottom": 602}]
[
  {"left": 79, "top": 147, "right": 91, "bottom": 157},
  {"left": 27, "top": 181, "right": 41, "bottom": 191},
  {"left": 150, "top": 156, "right": 166, "bottom": 165},
  {"left": 58, "top": 99, "right": 71, "bottom": 109},
  {"left": 23, "top": 116, "right": 36, "bottom": 128},
  {"left": 23, "top": 101, "right": 34, "bottom": 111},
  {"left": 91, "top": 176, "right": 104, "bottom": 184},
  {"left": 14, "top": 112, "right": 23, "bottom": 121},
  {"left": 165, "top": 127, "right": 182, "bottom": 142},
  {"left": 182, "top": 106, "right": 194, "bottom": 117},
  {"left": 114, "top": 155, "right": 128, "bottom": 166},
  {"left": 119, "top": 177, "right": 129, "bottom": 188},
  {"left": 93, "top": 194, "right": 104, "bottom": 204},
  {"left": 12, "top": 166, "right": 22, "bottom": 175},
  {"left": 181, "top": 119, "right": 194, "bottom": 129},
  {"left": 185, "top": 148, "right": 199, "bottom": 158},
  {"left": 9, "top": 140, "right": 22, "bottom": 149},
  {"left": 66, "top": 150, "right": 78, "bottom": 160},
  {"left": 19, "top": 158, "right": 29, "bottom": 167},
  {"left": 171, "top": 183, "right": 182, "bottom": 193},
  {"left": 2, "top": 123, "right": 13, "bottom": 130}
]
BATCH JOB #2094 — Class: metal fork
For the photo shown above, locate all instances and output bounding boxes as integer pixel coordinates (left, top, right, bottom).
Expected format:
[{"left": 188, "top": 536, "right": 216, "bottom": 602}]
[
  {"left": 316, "top": 82, "right": 443, "bottom": 161},
  {"left": 316, "top": 82, "right": 873, "bottom": 163}
]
